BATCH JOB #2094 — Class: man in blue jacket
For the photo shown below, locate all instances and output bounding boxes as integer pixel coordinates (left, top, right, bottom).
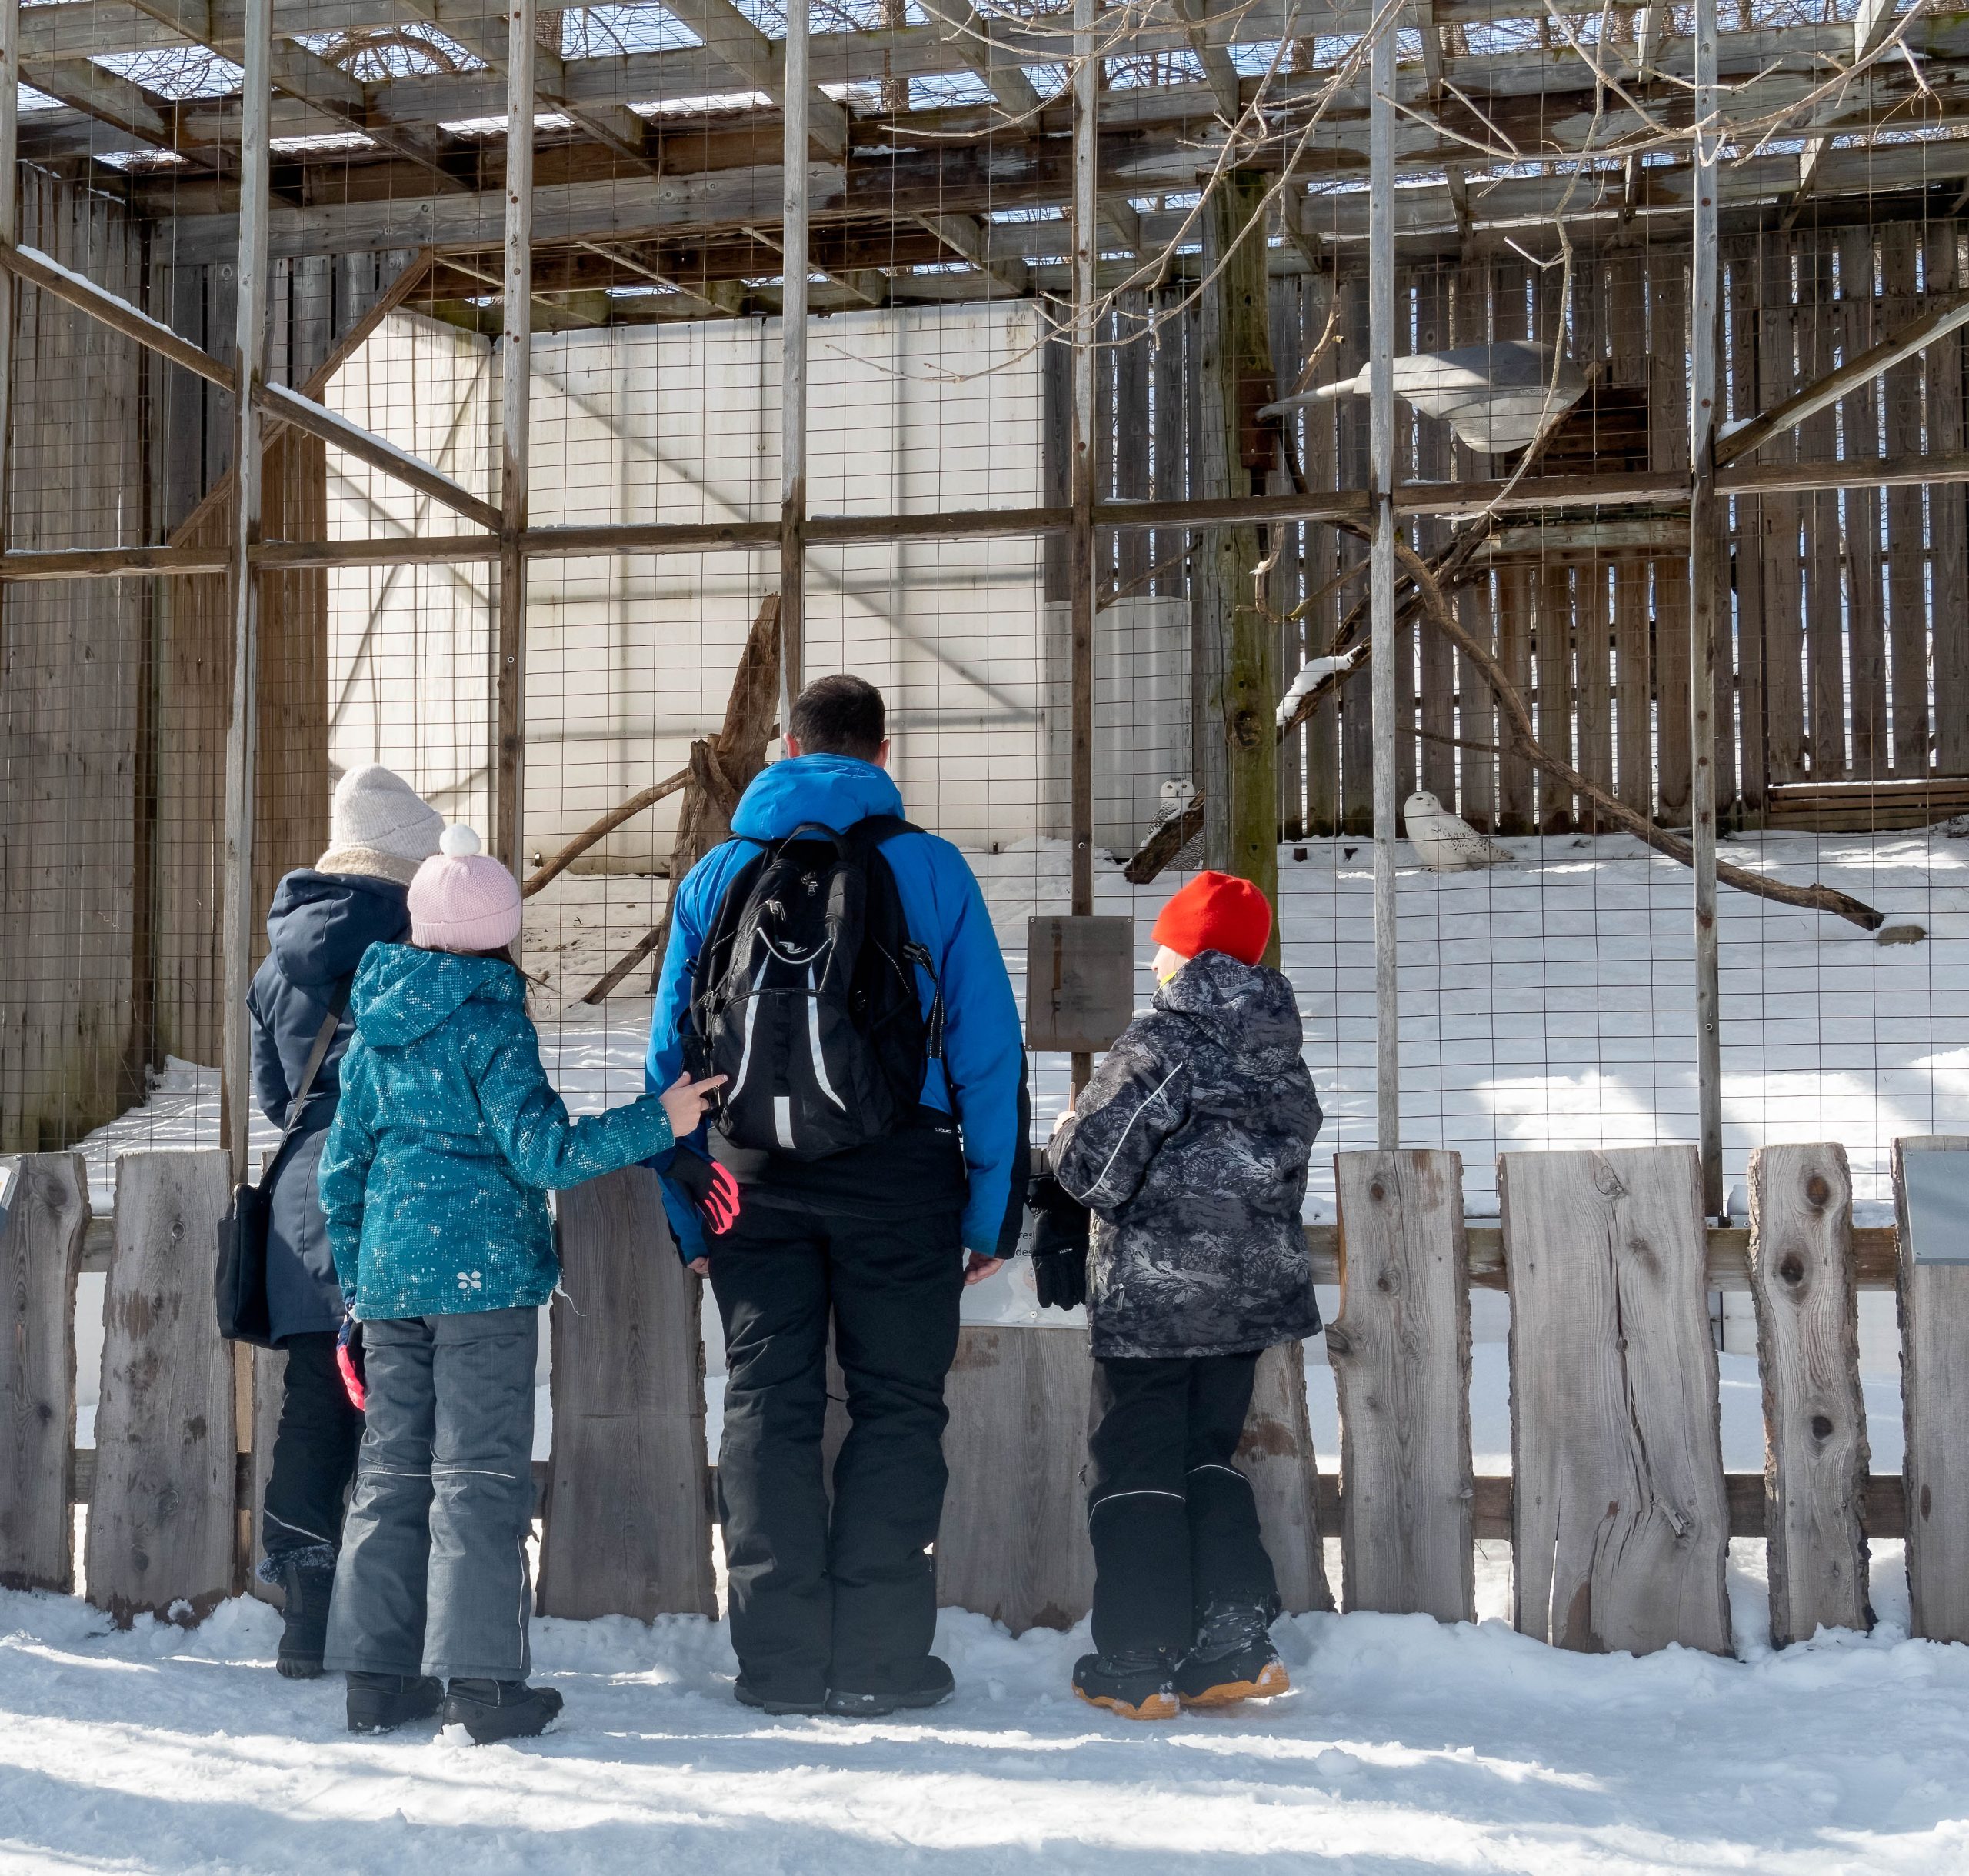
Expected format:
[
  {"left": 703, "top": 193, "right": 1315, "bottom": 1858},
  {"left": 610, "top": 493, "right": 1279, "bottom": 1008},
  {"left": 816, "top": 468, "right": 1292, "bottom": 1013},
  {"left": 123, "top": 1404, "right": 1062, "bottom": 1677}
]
[{"left": 648, "top": 673, "right": 1025, "bottom": 1717}]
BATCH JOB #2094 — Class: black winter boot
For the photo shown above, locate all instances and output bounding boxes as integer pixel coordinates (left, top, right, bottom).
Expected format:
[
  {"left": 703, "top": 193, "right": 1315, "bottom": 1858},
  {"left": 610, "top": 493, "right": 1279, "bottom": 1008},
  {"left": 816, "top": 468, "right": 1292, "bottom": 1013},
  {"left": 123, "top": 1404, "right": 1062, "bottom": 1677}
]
[
  {"left": 1072, "top": 1650, "right": 1179, "bottom": 1721},
  {"left": 1172, "top": 1601, "right": 1288, "bottom": 1708},
  {"left": 734, "top": 1672, "right": 828, "bottom": 1716},
  {"left": 269, "top": 1551, "right": 336, "bottom": 1681},
  {"left": 824, "top": 1655, "right": 954, "bottom": 1719},
  {"left": 442, "top": 1678, "right": 565, "bottom": 1744},
  {"left": 345, "top": 1672, "right": 445, "bottom": 1734}
]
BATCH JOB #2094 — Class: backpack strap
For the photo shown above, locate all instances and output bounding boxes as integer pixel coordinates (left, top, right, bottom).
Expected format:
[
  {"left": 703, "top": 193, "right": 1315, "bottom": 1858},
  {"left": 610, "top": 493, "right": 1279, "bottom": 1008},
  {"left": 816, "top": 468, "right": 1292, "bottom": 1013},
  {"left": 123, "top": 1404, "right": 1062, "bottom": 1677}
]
[
  {"left": 849, "top": 814, "right": 944, "bottom": 1062},
  {"left": 277, "top": 975, "right": 354, "bottom": 1151}
]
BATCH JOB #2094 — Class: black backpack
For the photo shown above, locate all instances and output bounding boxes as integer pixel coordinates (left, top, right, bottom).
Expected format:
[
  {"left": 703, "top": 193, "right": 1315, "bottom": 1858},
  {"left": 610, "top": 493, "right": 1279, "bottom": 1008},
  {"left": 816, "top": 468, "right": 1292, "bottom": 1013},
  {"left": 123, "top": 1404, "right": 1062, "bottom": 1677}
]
[{"left": 684, "top": 815, "right": 943, "bottom": 1161}]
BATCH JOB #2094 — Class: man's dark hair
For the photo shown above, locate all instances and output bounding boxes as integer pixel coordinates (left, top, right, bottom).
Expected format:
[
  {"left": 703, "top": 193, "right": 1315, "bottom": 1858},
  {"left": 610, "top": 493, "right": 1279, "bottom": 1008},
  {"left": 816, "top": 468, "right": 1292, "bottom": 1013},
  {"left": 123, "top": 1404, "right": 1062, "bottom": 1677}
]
[{"left": 789, "top": 674, "right": 886, "bottom": 761}]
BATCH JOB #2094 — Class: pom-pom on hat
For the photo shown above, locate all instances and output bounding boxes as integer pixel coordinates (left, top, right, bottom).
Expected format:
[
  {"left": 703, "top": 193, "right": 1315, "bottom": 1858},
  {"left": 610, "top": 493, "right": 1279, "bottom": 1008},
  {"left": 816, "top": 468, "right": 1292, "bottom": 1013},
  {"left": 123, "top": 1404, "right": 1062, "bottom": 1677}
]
[
  {"left": 1151, "top": 870, "right": 1272, "bottom": 968},
  {"left": 408, "top": 824, "right": 522, "bottom": 954}
]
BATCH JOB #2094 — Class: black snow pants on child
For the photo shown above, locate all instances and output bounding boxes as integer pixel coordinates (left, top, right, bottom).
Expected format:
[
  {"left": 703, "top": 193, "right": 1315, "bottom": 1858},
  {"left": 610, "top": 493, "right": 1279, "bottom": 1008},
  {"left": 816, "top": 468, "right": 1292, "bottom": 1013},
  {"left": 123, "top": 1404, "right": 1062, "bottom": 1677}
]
[{"left": 1087, "top": 1352, "right": 1278, "bottom": 1659}]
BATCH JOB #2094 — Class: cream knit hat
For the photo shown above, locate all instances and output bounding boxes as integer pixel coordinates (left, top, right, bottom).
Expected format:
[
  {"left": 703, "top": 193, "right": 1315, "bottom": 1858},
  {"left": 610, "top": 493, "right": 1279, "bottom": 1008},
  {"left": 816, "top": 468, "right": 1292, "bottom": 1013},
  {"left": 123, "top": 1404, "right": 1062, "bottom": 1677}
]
[
  {"left": 317, "top": 764, "right": 445, "bottom": 888},
  {"left": 408, "top": 825, "right": 523, "bottom": 953}
]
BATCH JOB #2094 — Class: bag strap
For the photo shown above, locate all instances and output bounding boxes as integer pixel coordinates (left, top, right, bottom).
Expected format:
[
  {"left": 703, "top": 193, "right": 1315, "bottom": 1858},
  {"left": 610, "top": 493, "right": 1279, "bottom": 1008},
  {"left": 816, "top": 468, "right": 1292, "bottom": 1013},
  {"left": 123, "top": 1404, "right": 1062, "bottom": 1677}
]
[
  {"left": 850, "top": 815, "right": 944, "bottom": 1061},
  {"left": 277, "top": 976, "right": 355, "bottom": 1151}
]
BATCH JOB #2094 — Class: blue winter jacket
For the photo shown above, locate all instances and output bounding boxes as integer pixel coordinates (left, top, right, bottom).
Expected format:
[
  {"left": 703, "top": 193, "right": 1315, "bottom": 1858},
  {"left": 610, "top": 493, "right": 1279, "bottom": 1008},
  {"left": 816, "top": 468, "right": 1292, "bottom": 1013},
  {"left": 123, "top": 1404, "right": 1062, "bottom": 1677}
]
[
  {"left": 322, "top": 945, "right": 675, "bottom": 1321},
  {"left": 648, "top": 754, "right": 1025, "bottom": 1261},
  {"left": 248, "top": 870, "right": 410, "bottom": 1342}
]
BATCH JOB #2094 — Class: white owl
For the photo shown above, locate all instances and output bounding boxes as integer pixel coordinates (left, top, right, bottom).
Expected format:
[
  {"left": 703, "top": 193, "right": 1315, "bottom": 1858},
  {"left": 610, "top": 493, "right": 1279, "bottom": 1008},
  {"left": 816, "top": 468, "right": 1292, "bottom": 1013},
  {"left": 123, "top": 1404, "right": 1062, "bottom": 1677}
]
[{"left": 1403, "top": 790, "right": 1514, "bottom": 871}]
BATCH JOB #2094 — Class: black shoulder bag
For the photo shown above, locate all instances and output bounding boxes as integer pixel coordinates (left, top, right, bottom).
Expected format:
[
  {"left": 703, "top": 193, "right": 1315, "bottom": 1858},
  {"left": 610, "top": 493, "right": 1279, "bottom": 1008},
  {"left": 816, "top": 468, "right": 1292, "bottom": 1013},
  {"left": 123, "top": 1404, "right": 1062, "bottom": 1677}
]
[{"left": 215, "top": 979, "right": 352, "bottom": 1347}]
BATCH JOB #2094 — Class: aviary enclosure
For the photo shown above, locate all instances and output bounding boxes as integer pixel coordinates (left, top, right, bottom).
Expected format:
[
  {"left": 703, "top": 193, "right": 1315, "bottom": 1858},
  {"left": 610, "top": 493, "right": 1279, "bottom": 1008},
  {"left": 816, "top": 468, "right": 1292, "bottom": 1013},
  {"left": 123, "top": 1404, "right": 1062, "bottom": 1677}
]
[{"left": 1, "top": 0, "right": 1967, "bottom": 1658}]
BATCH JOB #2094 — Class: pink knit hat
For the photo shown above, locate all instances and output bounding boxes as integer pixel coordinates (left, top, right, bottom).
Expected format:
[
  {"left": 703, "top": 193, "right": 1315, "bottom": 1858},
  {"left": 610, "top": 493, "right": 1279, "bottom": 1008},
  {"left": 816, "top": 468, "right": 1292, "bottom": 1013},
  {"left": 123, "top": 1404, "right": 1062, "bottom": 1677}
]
[{"left": 408, "top": 825, "right": 522, "bottom": 952}]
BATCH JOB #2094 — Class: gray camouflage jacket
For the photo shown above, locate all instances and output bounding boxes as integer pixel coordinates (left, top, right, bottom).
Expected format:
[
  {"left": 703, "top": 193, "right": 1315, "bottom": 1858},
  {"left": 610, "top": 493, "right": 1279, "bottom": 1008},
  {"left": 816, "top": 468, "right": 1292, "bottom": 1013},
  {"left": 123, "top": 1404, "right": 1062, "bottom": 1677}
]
[{"left": 1053, "top": 948, "right": 1323, "bottom": 1360}]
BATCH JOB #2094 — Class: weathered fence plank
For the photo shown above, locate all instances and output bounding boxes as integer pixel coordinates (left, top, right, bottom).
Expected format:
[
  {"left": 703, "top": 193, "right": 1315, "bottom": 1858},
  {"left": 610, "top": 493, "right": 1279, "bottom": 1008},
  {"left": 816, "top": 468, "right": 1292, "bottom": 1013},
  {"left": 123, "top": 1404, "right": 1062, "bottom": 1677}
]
[
  {"left": 1331, "top": 1149, "right": 1474, "bottom": 1622},
  {"left": 1501, "top": 1145, "right": 1731, "bottom": 1655},
  {"left": 1747, "top": 1142, "right": 1871, "bottom": 1644},
  {"left": 248, "top": 1346, "right": 286, "bottom": 1606},
  {"left": 1894, "top": 1135, "right": 1969, "bottom": 1644},
  {"left": 0, "top": 1153, "right": 86, "bottom": 1591},
  {"left": 939, "top": 1325, "right": 1094, "bottom": 1632},
  {"left": 87, "top": 1151, "right": 235, "bottom": 1625},
  {"left": 539, "top": 1165, "right": 716, "bottom": 1620},
  {"left": 1244, "top": 1340, "right": 1334, "bottom": 1614}
]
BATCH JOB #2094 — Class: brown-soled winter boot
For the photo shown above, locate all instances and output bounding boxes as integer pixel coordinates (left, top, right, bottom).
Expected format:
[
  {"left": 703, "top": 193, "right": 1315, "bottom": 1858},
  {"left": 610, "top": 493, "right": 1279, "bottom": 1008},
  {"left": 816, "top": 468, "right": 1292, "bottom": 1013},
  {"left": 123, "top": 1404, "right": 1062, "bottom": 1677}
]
[{"left": 1072, "top": 1650, "right": 1180, "bottom": 1721}]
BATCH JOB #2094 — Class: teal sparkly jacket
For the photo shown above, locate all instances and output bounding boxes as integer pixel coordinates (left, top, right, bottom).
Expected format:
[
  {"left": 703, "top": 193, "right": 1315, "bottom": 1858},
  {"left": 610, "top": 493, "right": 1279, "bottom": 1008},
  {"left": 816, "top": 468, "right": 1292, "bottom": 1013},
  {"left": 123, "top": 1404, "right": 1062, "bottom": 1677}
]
[{"left": 320, "top": 945, "right": 675, "bottom": 1321}]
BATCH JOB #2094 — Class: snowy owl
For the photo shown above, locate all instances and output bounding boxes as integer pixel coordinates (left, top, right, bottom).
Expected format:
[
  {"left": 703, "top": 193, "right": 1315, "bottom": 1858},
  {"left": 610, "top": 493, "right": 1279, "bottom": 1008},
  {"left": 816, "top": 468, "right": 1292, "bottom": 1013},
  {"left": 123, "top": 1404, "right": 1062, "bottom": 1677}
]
[{"left": 1403, "top": 791, "right": 1514, "bottom": 871}]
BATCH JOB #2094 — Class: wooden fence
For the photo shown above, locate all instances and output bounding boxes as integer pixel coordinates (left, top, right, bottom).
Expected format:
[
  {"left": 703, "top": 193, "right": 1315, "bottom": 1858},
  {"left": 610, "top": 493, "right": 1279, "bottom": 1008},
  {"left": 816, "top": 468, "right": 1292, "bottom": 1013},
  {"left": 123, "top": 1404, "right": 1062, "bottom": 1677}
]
[
  {"left": 4, "top": 1138, "right": 1962, "bottom": 1658},
  {"left": 1058, "top": 221, "right": 1969, "bottom": 837}
]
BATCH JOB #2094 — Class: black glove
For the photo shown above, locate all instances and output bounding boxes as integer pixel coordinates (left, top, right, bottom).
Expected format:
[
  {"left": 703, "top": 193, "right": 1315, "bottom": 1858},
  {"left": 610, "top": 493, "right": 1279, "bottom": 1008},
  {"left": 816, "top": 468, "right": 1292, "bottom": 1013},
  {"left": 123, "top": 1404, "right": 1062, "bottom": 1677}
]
[
  {"left": 667, "top": 1147, "right": 741, "bottom": 1236},
  {"left": 1028, "top": 1175, "right": 1090, "bottom": 1311}
]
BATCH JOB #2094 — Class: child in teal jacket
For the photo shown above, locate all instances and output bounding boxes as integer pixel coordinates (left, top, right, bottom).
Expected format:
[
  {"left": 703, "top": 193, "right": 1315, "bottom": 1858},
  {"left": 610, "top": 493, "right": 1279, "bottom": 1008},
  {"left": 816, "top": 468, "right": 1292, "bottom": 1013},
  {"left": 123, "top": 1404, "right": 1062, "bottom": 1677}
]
[{"left": 318, "top": 825, "right": 722, "bottom": 1743}]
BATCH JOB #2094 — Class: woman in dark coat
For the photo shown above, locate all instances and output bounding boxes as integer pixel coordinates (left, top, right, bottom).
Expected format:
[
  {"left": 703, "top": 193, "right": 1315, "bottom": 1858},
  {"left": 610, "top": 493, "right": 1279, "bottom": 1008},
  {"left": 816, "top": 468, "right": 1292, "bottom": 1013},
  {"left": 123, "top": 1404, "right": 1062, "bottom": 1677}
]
[{"left": 246, "top": 762, "right": 443, "bottom": 1676}]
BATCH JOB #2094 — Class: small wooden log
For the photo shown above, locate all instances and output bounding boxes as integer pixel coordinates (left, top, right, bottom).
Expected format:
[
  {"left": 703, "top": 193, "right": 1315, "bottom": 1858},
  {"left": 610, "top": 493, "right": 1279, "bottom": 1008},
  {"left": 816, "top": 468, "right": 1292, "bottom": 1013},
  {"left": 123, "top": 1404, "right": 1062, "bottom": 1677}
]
[
  {"left": 1747, "top": 1142, "right": 1871, "bottom": 1644},
  {"left": 0, "top": 1154, "right": 87, "bottom": 1591},
  {"left": 86, "top": 1151, "right": 236, "bottom": 1626},
  {"left": 1331, "top": 1149, "right": 1474, "bottom": 1622},
  {"left": 940, "top": 1325, "right": 1094, "bottom": 1632},
  {"left": 1894, "top": 1135, "right": 1969, "bottom": 1643},
  {"left": 1241, "top": 1341, "right": 1334, "bottom": 1614},
  {"left": 1501, "top": 1145, "right": 1731, "bottom": 1656},
  {"left": 538, "top": 1166, "right": 716, "bottom": 1620}
]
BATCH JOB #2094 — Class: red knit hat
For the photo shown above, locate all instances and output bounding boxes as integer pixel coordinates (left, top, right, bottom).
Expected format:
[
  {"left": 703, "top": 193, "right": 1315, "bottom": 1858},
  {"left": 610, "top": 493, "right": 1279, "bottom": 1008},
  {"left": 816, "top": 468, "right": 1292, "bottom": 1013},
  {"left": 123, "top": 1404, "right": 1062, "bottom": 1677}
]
[{"left": 1151, "top": 871, "right": 1272, "bottom": 967}]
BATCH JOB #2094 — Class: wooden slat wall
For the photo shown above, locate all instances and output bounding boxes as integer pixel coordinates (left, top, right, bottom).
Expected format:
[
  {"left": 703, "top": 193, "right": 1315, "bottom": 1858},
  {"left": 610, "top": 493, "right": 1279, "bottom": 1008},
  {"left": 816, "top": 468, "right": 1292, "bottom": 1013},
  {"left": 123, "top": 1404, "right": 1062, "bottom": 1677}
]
[
  {"left": 0, "top": 175, "right": 147, "bottom": 1151},
  {"left": 1079, "top": 220, "right": 1969, "bottom": 839}
]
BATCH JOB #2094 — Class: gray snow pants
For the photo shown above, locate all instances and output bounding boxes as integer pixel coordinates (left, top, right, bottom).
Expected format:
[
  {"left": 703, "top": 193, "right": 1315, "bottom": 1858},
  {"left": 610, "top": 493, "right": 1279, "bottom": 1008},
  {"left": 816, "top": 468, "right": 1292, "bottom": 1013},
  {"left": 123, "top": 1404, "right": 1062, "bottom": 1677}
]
[{"left": 324, "top": 1305, "right": 538, "bottom": 1684}]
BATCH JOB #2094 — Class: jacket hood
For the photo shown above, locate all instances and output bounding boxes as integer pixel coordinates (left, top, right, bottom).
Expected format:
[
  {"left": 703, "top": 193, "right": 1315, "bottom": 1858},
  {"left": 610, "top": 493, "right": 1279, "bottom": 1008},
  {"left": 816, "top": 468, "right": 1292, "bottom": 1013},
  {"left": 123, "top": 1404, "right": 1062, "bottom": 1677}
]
[
  {"left": 729, "top": 754, "right": 905, "bottom": 841},
  {"left": 351, "top": 943, "right": 522, "bottom": 1047},
  {"left": 266, "top": 870, "right": 411, "bottom": 987},
  {"left": 1155, "top": 949, "right": 1304, "bottom": 1071}
]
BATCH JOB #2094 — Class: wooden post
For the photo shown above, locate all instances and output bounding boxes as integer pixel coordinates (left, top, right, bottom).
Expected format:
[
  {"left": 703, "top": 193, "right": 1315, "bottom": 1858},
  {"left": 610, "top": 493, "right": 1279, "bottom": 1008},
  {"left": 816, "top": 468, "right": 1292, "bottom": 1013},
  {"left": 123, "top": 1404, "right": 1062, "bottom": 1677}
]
[
  {"left": 495, "top": 0, "right": 534, "bottom": 875},
  {"left": 539, "top": 1168, "right": 717, "bottom": 1618},
  {"left": 1501, "top": 1146, "right": 1731, "bottom": 1656},
  {"left": 779, "top": 0, "right": 808, "bottom": 708},
  {"left": 88, "top": 1151, "right": 237, "bottom": 1626},
  {"left": 0, "top": 1155, "right": 86, "bottom": 1592},
  {"left": 221, "top": 0, "right": 272, "bottom": 1176},
  {"left": 1368, "top": 15, "right": 1398, "bottom": 1141},
  {"left": 0, "top": 0, "right": 16, "bottom": 535},
  {"left": 1068, "top": 0, "right": 1096, "bottom": 1091},
  {"left": 1894, "top": 1135, "right": 1969, "bottom": 1644},
  {"left": 1197, "top": 172, "right": 1277, "bottom": 950},
  {"left": 1747, "top": 1143, "right": 1871, "bottom": 1645},
  {"left": 1330, "top": 1149, "right": 1474, "bottom": 1621},
  {"left": 1689, "top": 0, "right": 1723, "bottom": 1217}
]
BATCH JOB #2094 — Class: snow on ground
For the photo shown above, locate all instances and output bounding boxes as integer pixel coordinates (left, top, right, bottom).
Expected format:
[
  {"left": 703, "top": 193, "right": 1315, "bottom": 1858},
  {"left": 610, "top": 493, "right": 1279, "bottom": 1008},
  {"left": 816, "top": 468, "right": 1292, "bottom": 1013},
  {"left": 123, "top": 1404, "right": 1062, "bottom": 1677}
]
[{"left": 3, "top": 1541, "right": 1966, "bottom": 1873}]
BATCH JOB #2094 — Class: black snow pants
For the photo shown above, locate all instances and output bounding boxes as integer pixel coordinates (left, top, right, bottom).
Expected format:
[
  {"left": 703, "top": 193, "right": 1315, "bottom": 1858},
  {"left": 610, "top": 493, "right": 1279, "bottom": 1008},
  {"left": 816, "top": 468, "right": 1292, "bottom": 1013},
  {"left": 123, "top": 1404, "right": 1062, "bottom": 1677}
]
[
  {"left": 708, "top": 1200, "right": 965, "bottom": 1707},
  {"left": 260, "top": 1330, "right": 364, "bottom": 1564},
  {"left": 1087, "top": 1351, "right": 1278, "bottom": 1660}
]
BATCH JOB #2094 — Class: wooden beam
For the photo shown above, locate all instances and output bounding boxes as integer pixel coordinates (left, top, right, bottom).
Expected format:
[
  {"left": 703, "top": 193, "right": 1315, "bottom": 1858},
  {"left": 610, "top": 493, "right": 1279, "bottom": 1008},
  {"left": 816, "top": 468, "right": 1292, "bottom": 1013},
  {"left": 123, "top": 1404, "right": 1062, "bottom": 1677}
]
[
  {"left": 915, "top": 213, "right": 1028, "bottom": 295},
  {"left": 257, "top": 382, "right": 499, "bottom": 532},
  {"left": 221, "top": 0, "right": 271, "bottom": 1179},
  {"left": 0, "top": 238, "right": 232, "bottom": 385},
  {"left": 781, "top": 0, "right": 810, "bottom": 701},
  {"left": 1718, "top": 290, "right": 1969, "bottom": 469},
  {"left": 911, "top": 0, "right": 1043, "bottom": 116},
  {"left": 1173, "top": 0, "right": 1243, "bottom": 123},
  {"left": 0, "top": 0, "right": 18, "bottom": 544},
  {"left": 658, "top": 0, "right": 851, "bottom": 162},
  {"left": 495, "top": 0, "right": 534, "bottom": 876}
]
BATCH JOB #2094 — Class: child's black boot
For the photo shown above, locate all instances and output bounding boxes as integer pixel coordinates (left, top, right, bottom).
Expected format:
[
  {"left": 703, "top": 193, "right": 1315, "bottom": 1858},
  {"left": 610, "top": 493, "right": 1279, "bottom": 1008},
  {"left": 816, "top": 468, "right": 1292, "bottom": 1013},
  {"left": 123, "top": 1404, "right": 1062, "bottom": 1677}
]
[
  {"left": 1172, "top": 1600, "right": 1288, "bottom": 1708},
  {"left": 1071, "top": 1649, "right": 1179, "bottom": 1721},
  {"left": 442, "top": 1678, "right": 565, "bottom": 1744},
  {"left": 269, "top": 1551, "right": 335, "bottom": 1680},
  {"left": 345, "top": 1671, "right": 445, "bottom": 1733},
  {"left": 824, "top": 1655, "right": 954, "bottom": 1718}
]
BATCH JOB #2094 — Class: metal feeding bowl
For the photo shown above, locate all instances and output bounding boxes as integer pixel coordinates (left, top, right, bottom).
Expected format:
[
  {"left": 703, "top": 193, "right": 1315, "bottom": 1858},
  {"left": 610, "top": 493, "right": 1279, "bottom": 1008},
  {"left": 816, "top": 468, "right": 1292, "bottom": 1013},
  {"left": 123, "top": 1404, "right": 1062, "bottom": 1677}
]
[{"left": 1261, "top": 339, "right": 1588, "bottom": 456}]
